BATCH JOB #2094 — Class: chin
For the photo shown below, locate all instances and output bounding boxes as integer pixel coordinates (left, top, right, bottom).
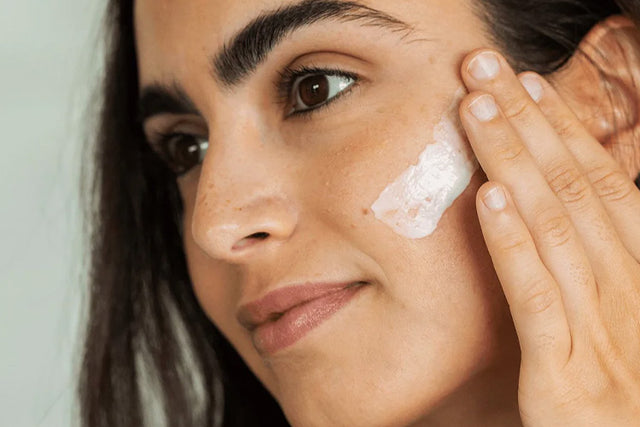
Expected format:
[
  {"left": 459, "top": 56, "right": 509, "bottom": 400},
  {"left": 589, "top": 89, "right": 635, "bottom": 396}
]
[
  {"left": 277, "top": 364, "right": 487, "bottom": 427},
  {"left": 266, "top": 303, "right": 499, "bottom": 427}
]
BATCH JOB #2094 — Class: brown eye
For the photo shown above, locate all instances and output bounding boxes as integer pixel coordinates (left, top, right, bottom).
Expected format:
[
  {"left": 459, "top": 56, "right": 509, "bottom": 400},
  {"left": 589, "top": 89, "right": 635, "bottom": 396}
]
[
  {"left": 160, "top": 134, "right": 209, "bottom": 176},
  {"left": 298, "top": 75, "right": 329, "bottom": 107},
  {"left": 291, "top": 73, "right": 356, "bottom": 114}
]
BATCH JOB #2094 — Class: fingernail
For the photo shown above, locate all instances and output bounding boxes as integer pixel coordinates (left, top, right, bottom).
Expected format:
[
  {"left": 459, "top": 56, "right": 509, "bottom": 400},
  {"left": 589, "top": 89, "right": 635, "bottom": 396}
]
[
  {"left": 520, "top": 75, "right": 543, "bottom": 102},
  {"left": 469, "top": 95, "right": 498, "bottom": 122},
  {"left": 483, "top": 186, "right": 507, "bottom": 211},
  {"left": 467, "top": 52, "right": 500, "bottom": 81}
]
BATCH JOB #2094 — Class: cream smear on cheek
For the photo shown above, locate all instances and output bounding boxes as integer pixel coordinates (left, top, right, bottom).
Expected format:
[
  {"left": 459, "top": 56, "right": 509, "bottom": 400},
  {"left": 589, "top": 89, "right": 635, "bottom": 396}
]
[{"left": 371, "top": 88, "right": 479, "bottom": 239}]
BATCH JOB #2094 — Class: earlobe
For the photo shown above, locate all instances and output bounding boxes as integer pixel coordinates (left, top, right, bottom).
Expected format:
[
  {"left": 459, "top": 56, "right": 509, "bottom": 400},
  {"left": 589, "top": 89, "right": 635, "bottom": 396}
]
[{"left": 547, "top": 14, "right": 640, "bottom": 180}]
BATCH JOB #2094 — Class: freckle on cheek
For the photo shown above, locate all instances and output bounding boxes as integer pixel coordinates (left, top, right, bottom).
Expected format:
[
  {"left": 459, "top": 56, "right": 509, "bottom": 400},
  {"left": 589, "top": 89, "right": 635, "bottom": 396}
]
[{"left": 370, "top": 88, "right": 479, "bottom": 239}]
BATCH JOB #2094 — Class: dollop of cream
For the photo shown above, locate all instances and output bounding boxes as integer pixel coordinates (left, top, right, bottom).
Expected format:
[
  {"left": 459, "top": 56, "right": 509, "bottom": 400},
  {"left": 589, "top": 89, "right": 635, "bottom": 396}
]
[{"left": 371, "top": 88, "right": 479, "bottom": 239}]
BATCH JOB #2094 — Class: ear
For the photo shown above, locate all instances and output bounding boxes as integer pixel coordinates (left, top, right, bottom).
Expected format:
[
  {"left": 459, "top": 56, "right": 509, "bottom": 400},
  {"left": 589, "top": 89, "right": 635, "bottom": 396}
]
[{"left": 547, "top": 15, "right": 640, "bottom": 180}]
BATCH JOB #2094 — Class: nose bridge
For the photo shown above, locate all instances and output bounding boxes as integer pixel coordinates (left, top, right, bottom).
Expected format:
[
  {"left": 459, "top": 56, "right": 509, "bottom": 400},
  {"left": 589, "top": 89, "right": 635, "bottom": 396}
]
[{"left": 191, "top": 108, "right": 298, "bottom": 262}]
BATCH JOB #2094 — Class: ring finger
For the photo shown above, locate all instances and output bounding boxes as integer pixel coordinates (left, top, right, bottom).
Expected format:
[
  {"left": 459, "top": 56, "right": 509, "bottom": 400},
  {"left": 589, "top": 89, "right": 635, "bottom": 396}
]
[{"left": 461, "top": 49, "right": 630, "bottom": 291}]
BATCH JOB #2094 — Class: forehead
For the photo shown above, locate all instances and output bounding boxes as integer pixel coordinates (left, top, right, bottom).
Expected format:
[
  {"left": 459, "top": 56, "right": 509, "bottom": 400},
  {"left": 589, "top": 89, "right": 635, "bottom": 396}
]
[
  {"left": 134, "top": 0, "right": 243, "bottom": 56},
  {"left": 134, "top": 0, "right": 476, "bottom": 91},
  {"left": 134, "top": 0, "right": 229, "bottom": 88}
]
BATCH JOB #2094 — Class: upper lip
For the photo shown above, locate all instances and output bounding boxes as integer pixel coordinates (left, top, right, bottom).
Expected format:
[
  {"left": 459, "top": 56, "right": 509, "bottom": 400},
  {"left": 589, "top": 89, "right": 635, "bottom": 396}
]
[{"left": 237, "top": 281, "right": 367, "bottom": 331}]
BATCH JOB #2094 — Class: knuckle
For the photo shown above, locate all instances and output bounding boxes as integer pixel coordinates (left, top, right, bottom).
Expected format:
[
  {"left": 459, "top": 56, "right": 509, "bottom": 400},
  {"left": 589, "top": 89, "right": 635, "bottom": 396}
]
[
  {"left": 544, "top": 164, "right": 591, "bottom": 207},
  {"left": 548, "top": 115, "right": 580, "bottom": 141},
  {"left": 496, "top": 231, "right": 531, "bottom": 254},
  {"left": 502, "top": 95, "right": 535, "bottom": 122},
  {"left": 587, "top": 167, "right": 636, "bottom": 203},
  {"left": 494, "top": 139, "right": 526, "bottom": 163},
  {"left": 532, "top": 210, "right": 574, "bottom": 248},
  {"left": 531, "top": 332, "right": 558, "bottom": 352},
  {"left": 518, "top": 280, "right": 558, "bottom": 315}
]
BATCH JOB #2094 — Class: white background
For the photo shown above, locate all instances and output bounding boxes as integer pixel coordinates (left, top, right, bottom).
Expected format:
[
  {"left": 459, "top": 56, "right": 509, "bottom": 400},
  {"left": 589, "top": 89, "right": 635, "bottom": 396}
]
[{"left": 1, "top": 1, "right": 105, "bottom": 426}]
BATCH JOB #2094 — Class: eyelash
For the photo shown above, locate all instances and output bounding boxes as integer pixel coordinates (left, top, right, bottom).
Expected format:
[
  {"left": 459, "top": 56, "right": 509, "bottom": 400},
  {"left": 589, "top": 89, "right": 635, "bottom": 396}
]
[
  {"left": 276, "top": 65, "right": 360, "bottom": 119},
  {"left": 151, "top": 65, "right": 360, "bottom": 176}
]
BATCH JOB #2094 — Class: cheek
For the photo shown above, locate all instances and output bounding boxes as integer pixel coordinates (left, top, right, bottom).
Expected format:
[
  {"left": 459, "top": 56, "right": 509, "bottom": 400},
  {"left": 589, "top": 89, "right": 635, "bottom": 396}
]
[
  {"left": 298, "top": 86, "right": 507, "bottom": 368},
  {"left": 182, "top": 226, "right": 270, "bottom": 380},
  {"left": 297, "top": 86, "right": 503, "bottom": 324},
  {"left": 372, "top": 88, "right": 478, "bottom": 239},
  {"left": 179, "top": 178, "right": 240, "bottom": 331},
  {"left": 306, "top": 88, "right": 477, "bottom": 242},
  {"left": 183, "top": 227, "right": 235, "bottom": 325},
  {"left": 299, "top": 106, "right": 434, "bottom": 234}
]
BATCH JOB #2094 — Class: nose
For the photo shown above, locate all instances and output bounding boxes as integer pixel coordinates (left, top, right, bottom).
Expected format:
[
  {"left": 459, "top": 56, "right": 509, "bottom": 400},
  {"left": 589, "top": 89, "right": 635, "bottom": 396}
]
[
  {"left": 190, "top": 118, "right": 298, "bottom": 263},
  {"left": 192, "top": 192, "right": 298, "bottom": 262}
]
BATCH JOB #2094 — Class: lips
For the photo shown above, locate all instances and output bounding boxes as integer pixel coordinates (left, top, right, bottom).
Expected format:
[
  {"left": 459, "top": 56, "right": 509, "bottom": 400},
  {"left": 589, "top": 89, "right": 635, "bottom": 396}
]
[{"left": 237, "top": 281, "right": 369, "bottom": 355}]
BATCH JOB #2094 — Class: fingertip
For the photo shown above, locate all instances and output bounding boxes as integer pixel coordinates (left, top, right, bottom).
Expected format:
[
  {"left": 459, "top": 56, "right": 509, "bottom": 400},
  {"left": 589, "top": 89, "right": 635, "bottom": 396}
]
[
  {"left": 459, "top": 91, "right": 499, "bottom": 124},
  {"left": 518, "top": 72, "right": 544, "bottom": 103},
  {"left": 460, "top": 48, "right": 506, "bottom": 84},
  {"left": 478, "top": 182, "right": 508, "bottom": 213}
]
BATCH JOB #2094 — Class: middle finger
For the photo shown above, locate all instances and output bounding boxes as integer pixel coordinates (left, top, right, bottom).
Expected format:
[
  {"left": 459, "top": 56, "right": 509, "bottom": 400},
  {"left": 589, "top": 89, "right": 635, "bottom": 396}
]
[
  {"left": 458, "top": 85, "right": 599, "bottom": 331},
  {"left": 460, "top": 49, "right": 629, "bottom": 288}
]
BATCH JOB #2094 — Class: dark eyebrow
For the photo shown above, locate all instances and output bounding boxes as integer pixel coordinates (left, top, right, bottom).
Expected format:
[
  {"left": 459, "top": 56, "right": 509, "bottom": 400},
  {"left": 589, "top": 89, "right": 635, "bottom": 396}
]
[
  {"left": 137, "top": 83, "right": 200, "bottom": 124},
  {"left": 213, "top": 0, "right": 417, "bottom": 88}
]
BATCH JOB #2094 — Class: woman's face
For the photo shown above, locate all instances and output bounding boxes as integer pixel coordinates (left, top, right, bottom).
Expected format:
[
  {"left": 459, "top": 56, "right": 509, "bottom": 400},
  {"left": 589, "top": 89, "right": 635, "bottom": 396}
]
[{"left": 135, "top": 0, "right": 521, "bottom": 425}]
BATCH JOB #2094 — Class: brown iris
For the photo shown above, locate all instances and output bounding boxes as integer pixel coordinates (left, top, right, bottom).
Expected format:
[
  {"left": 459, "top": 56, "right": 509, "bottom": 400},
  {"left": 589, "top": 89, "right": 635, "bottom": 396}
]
[
  {"left": 298, "top": 75, "right": 329, "bottom": 108},
  {"left": 164, "top": 135, "right": 202, "bottom": 174}
]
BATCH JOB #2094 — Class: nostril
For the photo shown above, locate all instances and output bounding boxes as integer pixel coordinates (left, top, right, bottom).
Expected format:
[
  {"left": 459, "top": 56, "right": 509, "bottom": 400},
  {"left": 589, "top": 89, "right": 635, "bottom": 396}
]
[{"left": 231, "top": 232, "right": 270, "bottom": 251}]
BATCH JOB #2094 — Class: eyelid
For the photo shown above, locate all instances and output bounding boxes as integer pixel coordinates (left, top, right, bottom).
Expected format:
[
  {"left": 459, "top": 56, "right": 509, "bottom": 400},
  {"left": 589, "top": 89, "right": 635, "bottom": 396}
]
[{"left": 144, "top": 117, "right": 207, "bottom": 145}]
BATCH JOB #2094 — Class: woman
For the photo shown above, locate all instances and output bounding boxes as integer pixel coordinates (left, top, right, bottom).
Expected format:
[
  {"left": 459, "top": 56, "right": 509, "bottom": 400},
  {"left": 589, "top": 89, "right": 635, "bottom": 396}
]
[{"left": 79, "top": 0, "right": 640, "bottom": 425}]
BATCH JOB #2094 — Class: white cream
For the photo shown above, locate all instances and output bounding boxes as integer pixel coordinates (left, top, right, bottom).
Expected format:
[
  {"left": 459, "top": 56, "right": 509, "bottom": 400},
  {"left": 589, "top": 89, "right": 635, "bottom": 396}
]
[{"left": 371, "top": 88, "right": 479, "bottom": 239}]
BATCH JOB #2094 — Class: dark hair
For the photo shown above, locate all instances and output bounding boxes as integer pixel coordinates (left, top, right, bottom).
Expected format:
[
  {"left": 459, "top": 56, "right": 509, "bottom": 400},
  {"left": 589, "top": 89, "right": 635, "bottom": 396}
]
[{"left": 78, "top": 1, "right": 640, "bottom": 426}]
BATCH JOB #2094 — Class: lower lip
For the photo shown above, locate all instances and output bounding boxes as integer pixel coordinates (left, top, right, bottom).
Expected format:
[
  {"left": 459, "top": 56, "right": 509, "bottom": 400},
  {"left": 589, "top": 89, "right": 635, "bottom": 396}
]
[{"left": 252, "top": 283, "right": 367, "bottom": 355}]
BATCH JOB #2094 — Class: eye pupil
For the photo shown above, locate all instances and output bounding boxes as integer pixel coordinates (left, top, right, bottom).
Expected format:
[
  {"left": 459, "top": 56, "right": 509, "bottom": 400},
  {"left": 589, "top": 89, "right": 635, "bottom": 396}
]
[{"left": 299, "top": 75, "right": 329, "bottom": 107}]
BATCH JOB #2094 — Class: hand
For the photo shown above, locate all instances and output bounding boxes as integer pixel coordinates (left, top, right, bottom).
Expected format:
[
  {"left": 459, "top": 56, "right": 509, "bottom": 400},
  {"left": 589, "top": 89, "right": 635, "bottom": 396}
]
[{"left": 458, "top": 49, "right": 640, "bottom": 426}]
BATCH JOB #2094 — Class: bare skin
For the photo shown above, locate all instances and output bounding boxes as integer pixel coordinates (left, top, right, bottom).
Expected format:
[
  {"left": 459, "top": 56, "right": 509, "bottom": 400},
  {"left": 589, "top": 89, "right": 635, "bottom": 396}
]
[{"left": 135, "top": 0, "right": 640, "bottom": 425}]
